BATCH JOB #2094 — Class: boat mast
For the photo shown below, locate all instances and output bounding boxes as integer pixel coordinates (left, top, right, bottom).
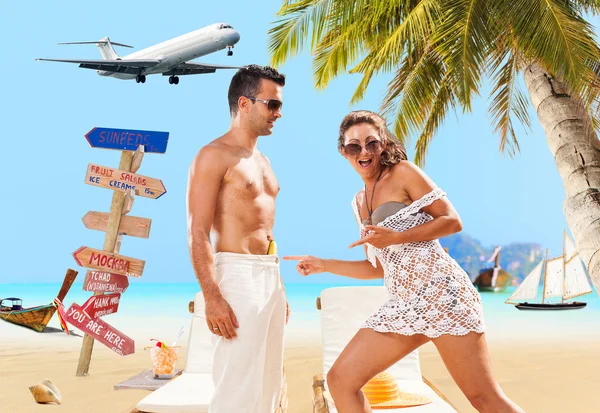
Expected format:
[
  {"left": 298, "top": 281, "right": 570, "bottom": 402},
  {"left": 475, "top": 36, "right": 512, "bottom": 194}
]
[{"left": 541, "top": 248, "right": 549, "bottom": 304}]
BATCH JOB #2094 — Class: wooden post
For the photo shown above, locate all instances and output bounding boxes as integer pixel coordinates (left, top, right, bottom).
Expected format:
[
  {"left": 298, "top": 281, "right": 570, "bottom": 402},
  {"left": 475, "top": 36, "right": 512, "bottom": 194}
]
[
  {"left": 312, "top": 374, "right": 329, "bottom": 413},
  {"left": 76, "top": 150, "right": 134, "bottom": 376}
]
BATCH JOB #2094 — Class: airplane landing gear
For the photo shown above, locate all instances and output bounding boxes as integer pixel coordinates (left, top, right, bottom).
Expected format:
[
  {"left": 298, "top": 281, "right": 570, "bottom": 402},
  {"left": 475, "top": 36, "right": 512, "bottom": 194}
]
[
  {"left": 135, "top": 74, "right": 146, "bottom": 83},
  {"left": 168, "top": 76, "right": 179, "bottom": 85},
  {"left": 227, "top": 46, "right": 233, "bottom": 56}
]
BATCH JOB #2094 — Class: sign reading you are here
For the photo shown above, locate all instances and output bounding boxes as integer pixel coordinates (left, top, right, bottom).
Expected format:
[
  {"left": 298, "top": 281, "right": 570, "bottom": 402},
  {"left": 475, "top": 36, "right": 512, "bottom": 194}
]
[{"left": 65, "top": 304, "right": 134, "bottom": 356}]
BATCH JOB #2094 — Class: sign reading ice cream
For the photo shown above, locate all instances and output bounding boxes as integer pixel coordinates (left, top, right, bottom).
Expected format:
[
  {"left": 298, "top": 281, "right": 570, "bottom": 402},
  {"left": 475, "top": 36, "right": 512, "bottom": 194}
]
[
  {"left": 84, "top": 163, "right": 166, "bottom": 199},
  {"left": 73, "top": 246, "right": 144, "bottom": 278}
]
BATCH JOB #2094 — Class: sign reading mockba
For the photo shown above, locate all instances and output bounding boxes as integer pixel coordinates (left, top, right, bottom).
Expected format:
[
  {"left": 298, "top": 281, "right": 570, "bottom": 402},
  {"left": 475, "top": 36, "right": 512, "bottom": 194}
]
[
  {"left": 72, "top": 246, "right": 144, "bottom": 278},
  {"left": 83, "top": 270, "right": 129, "bottom": 294},
  {"left": 81, "top": 293, "right": 121, "bottom": 319},
  {"left": 64, "top": 303, "right": 134, "bottom": 356}
]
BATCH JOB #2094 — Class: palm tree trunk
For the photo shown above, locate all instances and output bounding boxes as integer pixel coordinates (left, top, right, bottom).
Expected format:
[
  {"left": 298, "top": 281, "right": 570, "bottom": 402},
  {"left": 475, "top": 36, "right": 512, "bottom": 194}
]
[{"left": 524, "top": 62, "right": 600, "bottom": 294}]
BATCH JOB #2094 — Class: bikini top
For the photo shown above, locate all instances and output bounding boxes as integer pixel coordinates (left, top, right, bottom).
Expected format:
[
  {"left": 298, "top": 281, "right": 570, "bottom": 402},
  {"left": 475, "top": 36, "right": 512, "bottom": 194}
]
[{"left": 361, "top": 201, "right": 413, "bottom": 226}]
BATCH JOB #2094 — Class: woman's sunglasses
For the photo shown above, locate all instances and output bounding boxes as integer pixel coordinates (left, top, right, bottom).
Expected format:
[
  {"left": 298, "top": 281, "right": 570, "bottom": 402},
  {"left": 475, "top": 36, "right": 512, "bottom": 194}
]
[
  {"left": 245, "top": 96, "right": 283, "bottom": 112},
  {"left": 343, "top": 140, "right": 382, "bottom": 156}
]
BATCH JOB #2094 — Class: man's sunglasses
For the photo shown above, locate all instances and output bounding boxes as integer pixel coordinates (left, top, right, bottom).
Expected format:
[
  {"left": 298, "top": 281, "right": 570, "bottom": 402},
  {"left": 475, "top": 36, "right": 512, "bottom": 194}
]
[
  {"left": 245, "top": 96, "right": 283, "bottom": 112},
  {"left": 343, "top": 140, "right": 382, "bottom": 156}
]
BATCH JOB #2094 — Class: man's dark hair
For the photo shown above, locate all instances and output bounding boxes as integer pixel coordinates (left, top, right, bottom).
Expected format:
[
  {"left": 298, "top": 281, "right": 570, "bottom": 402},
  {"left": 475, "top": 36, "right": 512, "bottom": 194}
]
[{"left": 228, "top": 65, "right": 286, "bottom": 116}]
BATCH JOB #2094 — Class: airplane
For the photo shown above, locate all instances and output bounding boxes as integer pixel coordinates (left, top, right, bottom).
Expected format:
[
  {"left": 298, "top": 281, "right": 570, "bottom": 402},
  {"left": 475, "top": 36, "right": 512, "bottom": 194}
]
[{"left": 36, "top": 23, "right": 241, "bottom": 85}]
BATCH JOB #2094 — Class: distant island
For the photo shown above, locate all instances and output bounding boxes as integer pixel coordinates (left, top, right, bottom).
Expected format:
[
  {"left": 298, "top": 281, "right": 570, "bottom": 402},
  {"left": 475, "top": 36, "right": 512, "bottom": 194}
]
[{"left": 440, "top": 233, "right": 543, "bottom": 283}]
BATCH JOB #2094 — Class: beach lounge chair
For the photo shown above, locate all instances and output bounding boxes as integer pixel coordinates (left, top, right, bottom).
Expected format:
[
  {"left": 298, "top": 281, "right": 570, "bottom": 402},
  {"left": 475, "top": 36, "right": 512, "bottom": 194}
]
[
  {"left": 134, "top": 292, "right": 288, "bottom": 413},
  {"left": 312, "top": 286, "right": 457, "bottom": 413}
]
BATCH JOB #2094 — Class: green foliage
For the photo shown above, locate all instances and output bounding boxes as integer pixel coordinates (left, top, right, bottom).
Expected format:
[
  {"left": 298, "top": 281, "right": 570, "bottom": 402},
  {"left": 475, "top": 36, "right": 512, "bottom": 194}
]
[{"left": 268, "top": 0, "right": 600, "bottom": 165}]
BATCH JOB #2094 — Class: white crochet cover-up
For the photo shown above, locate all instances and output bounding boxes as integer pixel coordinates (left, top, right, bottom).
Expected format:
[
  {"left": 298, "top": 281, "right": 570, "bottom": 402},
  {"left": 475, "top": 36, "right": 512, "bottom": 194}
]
[{"left": 352, "top": 187, "right": 486, "bottom": 338}]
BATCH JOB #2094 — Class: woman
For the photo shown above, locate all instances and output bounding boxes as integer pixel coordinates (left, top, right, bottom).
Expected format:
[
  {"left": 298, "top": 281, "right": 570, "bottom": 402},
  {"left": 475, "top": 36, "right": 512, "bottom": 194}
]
[{"left": 284, "top": 111, "right": 523, "bottom": 413}]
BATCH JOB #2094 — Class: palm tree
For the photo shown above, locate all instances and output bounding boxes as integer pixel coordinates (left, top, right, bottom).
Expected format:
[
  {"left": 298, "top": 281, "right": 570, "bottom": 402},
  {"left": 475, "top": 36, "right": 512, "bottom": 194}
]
[{"left": 268, "top": 0, "right": 600, "bottom": 293}]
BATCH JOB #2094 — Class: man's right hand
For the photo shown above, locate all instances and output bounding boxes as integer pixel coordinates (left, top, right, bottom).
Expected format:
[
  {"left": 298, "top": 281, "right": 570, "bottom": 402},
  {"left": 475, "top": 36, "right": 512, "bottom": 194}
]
[{"left": 205, "top": 295, "right": 239, "bottom": 339}]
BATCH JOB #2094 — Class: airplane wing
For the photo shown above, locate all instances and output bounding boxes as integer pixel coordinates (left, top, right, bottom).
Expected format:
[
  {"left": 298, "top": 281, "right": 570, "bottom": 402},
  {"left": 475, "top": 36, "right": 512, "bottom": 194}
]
[
  {"left": 162, "top": 62, "right": 241, "bottom": 76},
  {"left": 36, "top": 58, "right": 160, "bottom": 74}
]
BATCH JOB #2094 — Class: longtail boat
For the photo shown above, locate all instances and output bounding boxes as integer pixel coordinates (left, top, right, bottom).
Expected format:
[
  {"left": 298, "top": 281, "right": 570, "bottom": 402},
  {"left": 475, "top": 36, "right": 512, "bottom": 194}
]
[{"left": 0, "top": 269, "right": 78, "bottom": 332}]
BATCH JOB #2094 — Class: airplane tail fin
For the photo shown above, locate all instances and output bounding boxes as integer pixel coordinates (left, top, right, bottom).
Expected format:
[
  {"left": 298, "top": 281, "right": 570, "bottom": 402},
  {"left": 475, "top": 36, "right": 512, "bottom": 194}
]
[{"left": 58, "top": 37, "right": 133, "bottom": 60}]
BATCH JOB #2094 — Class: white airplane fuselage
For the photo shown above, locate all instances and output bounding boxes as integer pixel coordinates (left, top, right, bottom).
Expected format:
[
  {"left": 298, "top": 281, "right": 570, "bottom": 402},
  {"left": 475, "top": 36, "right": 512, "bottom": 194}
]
[{"left": 100, "top": 23, "right": 240, "bottom": 79}]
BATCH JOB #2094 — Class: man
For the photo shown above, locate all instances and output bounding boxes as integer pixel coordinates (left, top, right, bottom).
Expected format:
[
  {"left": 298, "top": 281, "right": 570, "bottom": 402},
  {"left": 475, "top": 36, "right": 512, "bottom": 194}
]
[{"left": 186, "top": 65, "right": 288, "bottom": 413}]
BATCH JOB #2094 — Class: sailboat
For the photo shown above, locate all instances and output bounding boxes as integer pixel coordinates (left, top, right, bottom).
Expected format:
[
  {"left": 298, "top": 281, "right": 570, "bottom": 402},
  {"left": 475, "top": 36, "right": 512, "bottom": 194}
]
[{"left": 505, "top": 231, "right": 593, "bottom": 310}]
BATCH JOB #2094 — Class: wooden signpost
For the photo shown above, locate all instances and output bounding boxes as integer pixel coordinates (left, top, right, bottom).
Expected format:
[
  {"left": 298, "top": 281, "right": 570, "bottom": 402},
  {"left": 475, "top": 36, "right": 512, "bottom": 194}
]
[
  {"left": 65, "top": 304, "right": 135, "bottom": 356},
  {"left": 81, "top": 293, "right": 121, "bottom": 319},
  {"left": 73, "top": 246, "right": 145, "bottom": 278},
  {"left": 67, "top": 127, "right": 168, "bottom": 376},
  {"left": 82, "top": 212, "right": 151, "bottom": 239},
  {"left": 83, "top": 270, "right": 129, "bottom": 294},
  {"left": 84, "top": 163, "right": 167, "bottom": 199}
]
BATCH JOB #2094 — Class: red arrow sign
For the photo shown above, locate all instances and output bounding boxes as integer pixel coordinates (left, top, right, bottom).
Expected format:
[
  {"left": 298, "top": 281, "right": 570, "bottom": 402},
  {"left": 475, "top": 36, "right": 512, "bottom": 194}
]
[
  {"left": 83, "top": 271, "right": 129, "bottom": 294},
  {"left": 64, "top": 303, "right": 134, "bottom": 356},
  {"left": 72, "top": 246, "right": 144, "bottom": 278},
  {"left": 84, "top": 163, "right": 166, "bottom": 199},
  {"left": 81, "top": 293, "right": 121, "bottom": 318}
]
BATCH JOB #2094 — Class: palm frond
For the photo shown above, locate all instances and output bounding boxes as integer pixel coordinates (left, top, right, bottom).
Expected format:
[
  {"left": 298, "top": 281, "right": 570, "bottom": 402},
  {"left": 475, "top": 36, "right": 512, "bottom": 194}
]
[
  {"left": 572, "top": 0, "right": 600, "bottom": 15},
  {"left": 506, "top": 0, "right": 599, "bottom": 94},
  {"left": 311, "top": 10, "right": 367, "bottom": 90},
  {"left": 345, "top": 0, "right": 441, "bottom": 102},
  {"left": 486, "top": 33, "right": 531, "bottom": 156},
  {"left": 414, "top": 76, "right": 456, "bottom": 166},
  {"left": 380, "top": 45, "right": 445, "bottom": 146},
  {"left": 433, "top": 0, "right": 492, "bottom": 109},
  {"left": 268, "top": 0, "right": 332, "bottom": 68},
  {"left": 487, "top": 49, "right": 528, "bottom": 156}
]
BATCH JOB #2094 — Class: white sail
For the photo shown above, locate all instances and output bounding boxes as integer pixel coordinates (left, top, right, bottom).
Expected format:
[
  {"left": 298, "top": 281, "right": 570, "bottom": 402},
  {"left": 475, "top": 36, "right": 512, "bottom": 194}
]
[
  {"left": 564, "top": 231, "right": 578, "bottom": 262},
  {"left": 544, "top": 257, "right": 564, "bottom": 299},
  {"left": 564, "top": 255, "right": 593, "bottom": 300},
  {"left": 505, "top": 261, "right": 543, "bottom": 303}
]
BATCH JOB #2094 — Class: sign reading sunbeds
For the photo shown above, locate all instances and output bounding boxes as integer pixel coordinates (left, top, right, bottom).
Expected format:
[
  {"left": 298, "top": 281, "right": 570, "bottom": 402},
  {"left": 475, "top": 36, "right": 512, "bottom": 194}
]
[
  {"left": 83, "top": 270, "right": 129, "bottom": 294},
  {"left": 81, "top": 293, "right": 121, "bottom": 318},
  {"left": 85, "top": 127, "right": 169, "bottom": 154},
  {"left": 65, "top": 304, "right": 134, "bottom": 356},
  {"left": 60, "top": 131, "right": 167, "bottom": 376},
  {"left": 85, "top": 163, "right": 167, "bottom": 199}
]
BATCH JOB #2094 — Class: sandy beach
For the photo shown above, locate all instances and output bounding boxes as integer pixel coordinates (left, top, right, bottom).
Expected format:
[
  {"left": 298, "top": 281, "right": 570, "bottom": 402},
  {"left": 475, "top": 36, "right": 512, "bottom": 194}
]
[{"left": 2, "top": 310, "right": 600, "bottom": 413}]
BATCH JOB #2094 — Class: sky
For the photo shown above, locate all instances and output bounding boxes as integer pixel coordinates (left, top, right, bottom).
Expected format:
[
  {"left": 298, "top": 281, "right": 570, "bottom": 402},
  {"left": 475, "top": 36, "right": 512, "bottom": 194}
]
[{"left": 1, "top": 0, "right": 593, "bottom": 285}]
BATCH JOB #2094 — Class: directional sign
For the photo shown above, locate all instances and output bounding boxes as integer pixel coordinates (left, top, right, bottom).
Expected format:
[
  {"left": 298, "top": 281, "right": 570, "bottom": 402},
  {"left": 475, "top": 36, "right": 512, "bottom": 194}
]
[
  {"left": 65, "top": 303, "right": 134, "bottom": 356},
  {"left": 82, "top": 211, "right": 151, "bottom": 239},
  {"left": 83, "top": 270, "right": 129, "bottom": 294},
  {"left": 73, "top": 246, "right": 144, "bottom": 278},
  {"left": 81, "top": 293, "right": 121, "bottom": 319},
  {"left": 85, "top": 163, "right": 166, "bottom": 199},
  {"left": 85, "top": 127, "right": 169, "bottom": 154}
]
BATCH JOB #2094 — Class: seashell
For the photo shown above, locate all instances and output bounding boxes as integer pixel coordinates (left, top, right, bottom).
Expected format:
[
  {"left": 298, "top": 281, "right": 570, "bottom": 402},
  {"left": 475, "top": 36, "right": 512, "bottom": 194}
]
[
  {"left": 29, "top": 380, "right": 62, "bottom": 405},
  {"left": 39, "top": 379, "right": 61, "bottom": 401}
]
